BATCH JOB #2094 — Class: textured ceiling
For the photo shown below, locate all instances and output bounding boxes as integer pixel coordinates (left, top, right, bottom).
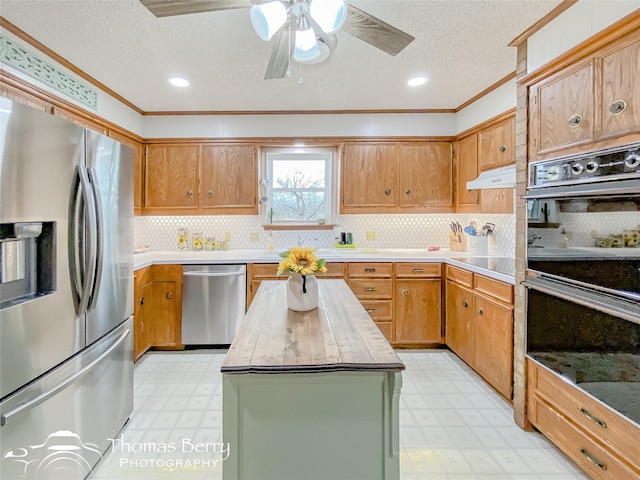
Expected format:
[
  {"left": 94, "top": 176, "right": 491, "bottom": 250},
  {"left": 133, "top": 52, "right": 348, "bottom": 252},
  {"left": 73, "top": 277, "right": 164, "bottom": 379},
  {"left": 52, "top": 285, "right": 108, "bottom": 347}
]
[{"left": 1, "top": 0, "right": 563, "bottom": 113}]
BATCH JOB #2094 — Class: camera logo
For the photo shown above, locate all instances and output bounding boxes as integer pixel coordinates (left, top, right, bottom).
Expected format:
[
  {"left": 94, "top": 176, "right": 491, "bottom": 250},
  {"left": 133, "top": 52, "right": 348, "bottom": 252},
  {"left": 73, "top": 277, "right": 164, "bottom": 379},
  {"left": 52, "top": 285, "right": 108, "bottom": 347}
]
[{"left": 2, "top": 430, "right": 102, "bottom": 479}]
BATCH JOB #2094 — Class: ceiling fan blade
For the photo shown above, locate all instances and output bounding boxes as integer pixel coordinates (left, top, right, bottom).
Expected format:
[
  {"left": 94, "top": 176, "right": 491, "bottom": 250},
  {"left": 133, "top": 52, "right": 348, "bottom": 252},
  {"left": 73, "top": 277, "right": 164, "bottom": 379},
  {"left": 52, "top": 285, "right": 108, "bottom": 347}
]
[
  {"left": 342, "top": 4, "right": 414, "bottom": 56},
  {"left": 264, "top": 24, "right": 293, "bottom": 80},
  {"left": 140, "top": 0, "right": 251, "bottom": 18}
]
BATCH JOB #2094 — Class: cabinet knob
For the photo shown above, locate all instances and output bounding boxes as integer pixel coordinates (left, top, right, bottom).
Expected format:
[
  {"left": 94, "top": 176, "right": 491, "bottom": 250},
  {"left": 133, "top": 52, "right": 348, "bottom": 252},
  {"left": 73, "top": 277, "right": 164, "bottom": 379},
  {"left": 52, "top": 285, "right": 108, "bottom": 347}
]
[
  {"left": 462, "top": 300, "right": 468, "bottom": 308},
  {"left": 384, "top": 189, "right": 391, "bottom": 196},
  {"left": 166, "top": 292, "right": 173, "bottom": 300},
  {"left": 499, "top": 145, "right": 507, "bottom": 153},
  {"left": 140, "top": 297, "right": 145, "bottom": 305},
  {"left": 568, "top": 114, "right": 583, "bottom": 128},
  {"left": 608, "top": 100, "right": 627, "bottom": 116},
  {"left": 208, "top": 189, "right": 214, "bottom": 197},
  {"left": 401, "top": 288, "right": 409, "bottom": 297},
  {"left": 187, "top": 190, "right": 193, "bottom": 198},
  {"left": 477, "top": 307, "right": 484, "bottom": 316},
  {"left": 405, "top": 189, "right": 411, "bottom": 195}
]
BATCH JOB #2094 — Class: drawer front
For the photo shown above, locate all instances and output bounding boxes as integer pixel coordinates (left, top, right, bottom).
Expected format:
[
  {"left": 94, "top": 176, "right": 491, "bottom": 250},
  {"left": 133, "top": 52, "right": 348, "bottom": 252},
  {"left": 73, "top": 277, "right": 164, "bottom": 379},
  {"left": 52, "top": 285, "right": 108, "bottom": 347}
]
[
  {"left": 474, "top": 274, "right": 513, "bottom": 304},
  {"left": 531, "top": 398, "right": 639, "bottom": 480},
  {"left": 396, "top": 263, "right": 441, "bottom": 278},
  {"left": 348, "top": 263, "right": 392, "bottom": 278},
  {"left": 445, "top": 265, "right": 473, "bottom": 287},
  {"left": 360, "top": 300, "right": 392, "bottom": 321},
  {"left": 529, "top": 359, "right": 640, "bottom": 468},
  {"left": 348, "top": 279, "right": 393, "bottom": 299},
  {"left": 374, "top": 321, "right": 394, "bottom": 343},
  {"left": 251, "top": 262, "right": 345, "bottom": 279}
]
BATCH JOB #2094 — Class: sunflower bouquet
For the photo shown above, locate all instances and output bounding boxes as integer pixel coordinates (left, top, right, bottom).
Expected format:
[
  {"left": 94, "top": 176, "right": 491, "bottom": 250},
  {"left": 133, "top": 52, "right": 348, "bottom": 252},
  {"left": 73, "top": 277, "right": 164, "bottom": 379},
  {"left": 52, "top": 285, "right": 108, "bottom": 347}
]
[{"left": 277, "top": 247, "right": 328, "bottom": 277}]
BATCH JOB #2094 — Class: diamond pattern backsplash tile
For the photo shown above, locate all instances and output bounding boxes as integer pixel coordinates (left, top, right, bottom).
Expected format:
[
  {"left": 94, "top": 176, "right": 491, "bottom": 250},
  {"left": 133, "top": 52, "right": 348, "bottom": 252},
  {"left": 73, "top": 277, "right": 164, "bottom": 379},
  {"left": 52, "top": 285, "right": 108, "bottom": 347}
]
[{"left": 135, "top": 213, "right": 516, "bottom": 256}]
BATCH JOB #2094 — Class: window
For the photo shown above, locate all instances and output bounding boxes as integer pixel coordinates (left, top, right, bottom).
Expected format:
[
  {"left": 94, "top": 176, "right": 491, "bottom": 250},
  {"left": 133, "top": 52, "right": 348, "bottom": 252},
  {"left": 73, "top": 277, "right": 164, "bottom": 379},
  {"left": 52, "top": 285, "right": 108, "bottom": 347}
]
[{"left": 262, "top": 147, "right": 336, "bottom": 226}]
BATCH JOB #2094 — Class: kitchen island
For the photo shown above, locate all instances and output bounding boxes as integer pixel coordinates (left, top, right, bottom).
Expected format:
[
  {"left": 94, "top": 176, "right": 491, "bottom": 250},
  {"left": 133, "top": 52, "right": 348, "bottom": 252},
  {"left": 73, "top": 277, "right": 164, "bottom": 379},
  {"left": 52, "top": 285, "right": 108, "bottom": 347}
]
[{"left": 221, "top": 279, "right": 405, "bottom": 480}]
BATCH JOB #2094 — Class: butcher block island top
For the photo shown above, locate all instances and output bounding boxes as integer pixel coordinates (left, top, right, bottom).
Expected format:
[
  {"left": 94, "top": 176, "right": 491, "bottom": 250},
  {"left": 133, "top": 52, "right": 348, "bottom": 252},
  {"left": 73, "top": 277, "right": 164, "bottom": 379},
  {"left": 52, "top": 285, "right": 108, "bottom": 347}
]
[{"left": 221, "top": 279, "right": 405, "bottom": 374}]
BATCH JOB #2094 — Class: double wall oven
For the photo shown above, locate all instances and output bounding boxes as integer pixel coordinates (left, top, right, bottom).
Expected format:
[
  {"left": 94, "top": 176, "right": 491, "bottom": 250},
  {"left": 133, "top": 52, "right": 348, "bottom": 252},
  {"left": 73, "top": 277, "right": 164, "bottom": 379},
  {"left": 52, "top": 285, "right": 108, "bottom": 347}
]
[{"left": 524, "top": 142, "right": 640, "bottom": 427}]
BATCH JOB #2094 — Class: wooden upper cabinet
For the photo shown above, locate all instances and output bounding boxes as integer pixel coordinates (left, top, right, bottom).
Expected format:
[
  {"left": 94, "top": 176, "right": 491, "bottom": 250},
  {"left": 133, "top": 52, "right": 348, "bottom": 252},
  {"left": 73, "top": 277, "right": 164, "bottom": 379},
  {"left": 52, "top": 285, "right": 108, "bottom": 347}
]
[
  {"left": 133, "top": 143, "right": 143, "bottom": 215},
  {"left": 480, "top": 188, "right": 513, "bottom": 214},
  {"left": 398, "top": 142, "right": 452, "bottom": 208},
  {"left": 599, "top": 34, "right": 640, "bottom": 139},
  {"left": 341, "top": 143, "right": 398, "bottom": 211},
  {"left": 534, "top": 62, "right": 595, "bottom": 155},
  {"left": 200, "top": 144, "right": 257, "bottom": 213},
  {"left": 478, "top": 116, "right": 514, "bottom": 170},
  {"left": 145, "top": 145, "right": 199, "bottom": 210},
  {"left": 454, "top": 135, "right": 479, "bottom": 212}
]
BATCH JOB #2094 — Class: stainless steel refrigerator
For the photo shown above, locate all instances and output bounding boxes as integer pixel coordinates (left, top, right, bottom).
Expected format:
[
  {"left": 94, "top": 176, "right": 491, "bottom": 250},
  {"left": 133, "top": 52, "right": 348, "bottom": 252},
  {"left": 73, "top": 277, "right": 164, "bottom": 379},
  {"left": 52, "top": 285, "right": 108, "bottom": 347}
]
[{"left": 0, "top": 97, "right": 134, "bottom": 479}]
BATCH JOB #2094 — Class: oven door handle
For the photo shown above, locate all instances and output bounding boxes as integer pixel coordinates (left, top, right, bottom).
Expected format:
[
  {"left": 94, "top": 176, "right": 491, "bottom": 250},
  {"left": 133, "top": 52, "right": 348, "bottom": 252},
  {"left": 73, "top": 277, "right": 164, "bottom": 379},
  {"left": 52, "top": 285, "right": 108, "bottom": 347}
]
[{"left": 524, "top": 178, "right": 640, "bottom": 199}]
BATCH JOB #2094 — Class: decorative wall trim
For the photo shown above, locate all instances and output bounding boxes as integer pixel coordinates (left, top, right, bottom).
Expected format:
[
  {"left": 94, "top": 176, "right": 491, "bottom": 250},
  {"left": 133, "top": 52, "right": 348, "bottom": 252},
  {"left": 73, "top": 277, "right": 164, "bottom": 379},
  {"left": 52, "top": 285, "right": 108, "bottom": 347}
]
[
  {"left": 508, "top": 0, "right": 578, "bottom": 47},
  {"left": 143, "top": 108, "right": 457, "bottom": 116},
  {"left": 455, "top": 108, "right": 516, "bottom": 141},
  {"left": 0, "top": 33, "right": 97, "bottom": 110},
  {"left": 454, "top": 71, "right": 516, "bottom": 113}
]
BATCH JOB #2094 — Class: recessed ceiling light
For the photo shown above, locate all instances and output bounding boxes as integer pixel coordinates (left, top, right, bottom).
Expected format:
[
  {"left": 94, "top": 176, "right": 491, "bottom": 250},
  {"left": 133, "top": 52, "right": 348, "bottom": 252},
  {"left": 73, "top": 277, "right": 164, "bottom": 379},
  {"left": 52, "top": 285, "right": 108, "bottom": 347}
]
[
  {"left": 169, "top": 77, "right": 189, "bottom": 87},
  {"left": 407, "top": 76, "right": 428, "bottom": 87}
]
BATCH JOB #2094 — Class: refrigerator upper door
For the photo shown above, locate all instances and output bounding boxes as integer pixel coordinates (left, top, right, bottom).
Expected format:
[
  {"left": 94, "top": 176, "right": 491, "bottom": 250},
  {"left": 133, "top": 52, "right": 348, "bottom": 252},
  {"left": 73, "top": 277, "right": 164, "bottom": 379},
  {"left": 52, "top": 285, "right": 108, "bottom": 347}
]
[
  {"left": 84, "top": 130, "right": 133, "bottom": 345},
  {"left": 0, "top": 99, "right": 85, "bottom": 399}
]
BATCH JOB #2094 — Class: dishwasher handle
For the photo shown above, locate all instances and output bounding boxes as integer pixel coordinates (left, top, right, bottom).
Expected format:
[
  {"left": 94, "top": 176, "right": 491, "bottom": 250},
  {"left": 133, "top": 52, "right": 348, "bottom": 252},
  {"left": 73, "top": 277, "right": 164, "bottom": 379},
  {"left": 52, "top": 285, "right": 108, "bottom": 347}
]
[{"left": 183, "top": 271, "right": 246, "bottom": 278}]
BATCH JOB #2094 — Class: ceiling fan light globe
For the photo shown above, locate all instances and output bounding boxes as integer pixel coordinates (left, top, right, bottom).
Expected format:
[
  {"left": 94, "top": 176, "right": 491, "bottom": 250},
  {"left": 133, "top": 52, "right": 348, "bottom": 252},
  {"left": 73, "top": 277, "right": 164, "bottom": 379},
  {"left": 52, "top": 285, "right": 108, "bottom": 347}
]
[
  {"left": 293, "top": 25, "right": 321, "bottom": 62},
  {"left": 309, "top": 0, "right": 347, "bottom": 34},
  {"left": 251, "top": 1, "right": 288, "bottom": 41}
]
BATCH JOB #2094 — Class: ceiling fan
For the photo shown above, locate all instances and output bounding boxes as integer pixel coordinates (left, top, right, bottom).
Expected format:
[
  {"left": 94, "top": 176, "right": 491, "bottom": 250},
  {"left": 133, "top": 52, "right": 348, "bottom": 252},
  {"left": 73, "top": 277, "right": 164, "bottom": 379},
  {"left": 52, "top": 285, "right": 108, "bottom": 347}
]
[{"left": 139, "top": 0, "right": 415, "bottom": 79}]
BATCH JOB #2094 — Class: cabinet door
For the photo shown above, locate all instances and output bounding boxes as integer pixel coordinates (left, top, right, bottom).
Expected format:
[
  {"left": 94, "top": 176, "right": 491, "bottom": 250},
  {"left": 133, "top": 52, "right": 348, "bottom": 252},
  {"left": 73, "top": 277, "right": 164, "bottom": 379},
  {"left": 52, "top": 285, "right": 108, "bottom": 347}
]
[
  {"left": 133, "top": 143, "right": 143, "bottom": 215},
  {"left": 445, "top": 281, "right": 474, "bottom": 365},
  {"left": 455, "top": 135, "right": 479, "bottom": 212},
  {"left": 480, "top": 188, "right": 513, "bottom": 214},
  {"left": 395, "top": 278, "right": 442, "bottom": 344},
  {"left": 145, "top": 145, "right": 199, "bottom": 210},
  {"left": 133, "top": 282, "right": 153, "bottom": 361},
  {"left": 398, "top": 142, "right": 452, "bottom": 208},
  {"left": 341, "top": 143, "right": 397, "bottom": 211},
  {"left": 535, "top": 62, "right": 594, "bottom": 155},
  {"left": 478, "top": 117, "right": 514, "bottom": 170},
  {"left": 200, "top": 144, "right": 257, "bottom": 213},
  {"left": 151, "top": 281, "right": 181, "bottom": 347},
  {"left": 599, "top": 36, "right": 640, "bottom": 139},
  {"left": 473, "top": 295, "right": 513, "bottom": 399}
]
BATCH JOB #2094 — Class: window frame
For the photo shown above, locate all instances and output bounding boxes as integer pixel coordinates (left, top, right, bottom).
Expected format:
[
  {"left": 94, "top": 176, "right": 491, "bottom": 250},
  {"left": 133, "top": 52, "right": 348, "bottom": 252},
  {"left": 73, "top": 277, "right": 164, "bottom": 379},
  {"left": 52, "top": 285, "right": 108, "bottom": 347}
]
[{"left": 260, "top": 146, "right": 338, "bottom": 228}]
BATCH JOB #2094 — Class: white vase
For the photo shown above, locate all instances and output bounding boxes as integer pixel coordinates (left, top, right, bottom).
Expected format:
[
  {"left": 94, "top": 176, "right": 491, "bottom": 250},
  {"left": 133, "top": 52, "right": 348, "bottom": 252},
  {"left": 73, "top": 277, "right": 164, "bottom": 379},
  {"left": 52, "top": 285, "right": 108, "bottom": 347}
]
[{"left": 286, "top": 273, "right": 319, "bottom": 312}]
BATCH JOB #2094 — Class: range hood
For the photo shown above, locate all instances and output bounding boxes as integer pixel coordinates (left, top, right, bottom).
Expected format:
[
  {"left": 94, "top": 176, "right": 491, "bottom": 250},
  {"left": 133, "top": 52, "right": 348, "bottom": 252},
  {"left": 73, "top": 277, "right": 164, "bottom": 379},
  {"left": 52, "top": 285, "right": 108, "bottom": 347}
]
[{"left": 466, "top": 165, "right": 516, "bottom": 190}]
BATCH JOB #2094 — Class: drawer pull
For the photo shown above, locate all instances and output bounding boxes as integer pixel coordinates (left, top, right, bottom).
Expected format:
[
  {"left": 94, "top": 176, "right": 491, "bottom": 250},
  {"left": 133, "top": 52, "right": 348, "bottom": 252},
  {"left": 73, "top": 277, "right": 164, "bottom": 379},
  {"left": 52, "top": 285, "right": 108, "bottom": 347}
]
[
  {"left": 579, "top": 448, "right": 607, "bottom": 471},
  {"left": 462, "top": 300, "right": 469, "bottom": 308},
  {"left": 166, "top": 292, "right": 173, "bottom": 300},
  {"left": 579, "top": 407, "right": 607, "bottom": 429},
  {"left": 364, "top": 287, "right": 376, "bottom": 292},
  {"left": 365, "top": 308, "right": 376, "bottom": 312},
  {"left": 412, "top": 268, "right": 424, "bottom": 272},
  {"left": 364, "top": 268, "right": 376, "bottom": 273}
]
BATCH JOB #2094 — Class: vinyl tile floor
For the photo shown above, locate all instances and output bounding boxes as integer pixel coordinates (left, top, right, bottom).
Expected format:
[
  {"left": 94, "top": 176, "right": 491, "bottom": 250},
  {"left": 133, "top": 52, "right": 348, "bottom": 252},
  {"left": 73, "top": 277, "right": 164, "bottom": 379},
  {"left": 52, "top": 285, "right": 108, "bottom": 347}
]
[{"left": 90, "top": 350, "right": 590, "bottom": 480}]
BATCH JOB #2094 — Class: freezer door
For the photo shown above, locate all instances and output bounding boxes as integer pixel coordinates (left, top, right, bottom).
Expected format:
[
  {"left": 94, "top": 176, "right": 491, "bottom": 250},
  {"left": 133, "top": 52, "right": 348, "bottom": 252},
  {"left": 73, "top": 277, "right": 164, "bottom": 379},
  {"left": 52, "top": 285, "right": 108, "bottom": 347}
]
[
  {"left": 0, "top": 99, "right": 85, "bottom": 399},
  {"left": 0, "top": 318, "right": 133, "bottom": 480},
  {"left": 84, "top": 130, "right": 133, "bottom": 345}
]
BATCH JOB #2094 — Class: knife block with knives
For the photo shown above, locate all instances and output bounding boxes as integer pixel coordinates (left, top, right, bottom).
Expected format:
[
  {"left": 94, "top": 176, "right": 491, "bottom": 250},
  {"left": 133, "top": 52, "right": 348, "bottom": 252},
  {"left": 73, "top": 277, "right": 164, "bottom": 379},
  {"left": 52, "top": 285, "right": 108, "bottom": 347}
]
[{"left": 449, "top": 221, "right": 466, "bottom": 251}]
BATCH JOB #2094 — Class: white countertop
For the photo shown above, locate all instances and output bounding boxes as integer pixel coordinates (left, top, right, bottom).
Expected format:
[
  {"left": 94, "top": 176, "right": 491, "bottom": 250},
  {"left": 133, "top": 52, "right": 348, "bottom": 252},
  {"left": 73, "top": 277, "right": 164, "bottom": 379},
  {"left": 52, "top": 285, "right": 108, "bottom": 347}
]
[{"left": 134, "top": 248, "right": 516, "bottom": 284}]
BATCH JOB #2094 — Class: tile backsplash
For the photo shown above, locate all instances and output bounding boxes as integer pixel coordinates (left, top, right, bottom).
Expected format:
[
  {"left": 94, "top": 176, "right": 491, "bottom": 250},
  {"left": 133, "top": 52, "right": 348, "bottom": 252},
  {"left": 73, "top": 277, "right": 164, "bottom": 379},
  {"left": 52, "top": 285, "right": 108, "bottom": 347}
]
[{"left": 135, "top": 213, "right": 516, "bottom": 255}]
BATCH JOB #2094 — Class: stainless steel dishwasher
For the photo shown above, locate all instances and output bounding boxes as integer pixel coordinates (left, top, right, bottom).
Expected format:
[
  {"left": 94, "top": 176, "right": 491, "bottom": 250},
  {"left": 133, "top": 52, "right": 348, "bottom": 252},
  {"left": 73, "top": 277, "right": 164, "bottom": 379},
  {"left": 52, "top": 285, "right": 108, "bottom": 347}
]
[{"left": 182, "top": 264, "right": 247, "bottom": 345}]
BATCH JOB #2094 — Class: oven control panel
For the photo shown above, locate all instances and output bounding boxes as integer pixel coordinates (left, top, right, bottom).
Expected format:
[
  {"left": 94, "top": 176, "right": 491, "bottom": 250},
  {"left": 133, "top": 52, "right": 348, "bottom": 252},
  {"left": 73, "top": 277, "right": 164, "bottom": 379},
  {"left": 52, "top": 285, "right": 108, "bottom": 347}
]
[{"left": 530, "top": 142, "right": 640, "bottom": 188}]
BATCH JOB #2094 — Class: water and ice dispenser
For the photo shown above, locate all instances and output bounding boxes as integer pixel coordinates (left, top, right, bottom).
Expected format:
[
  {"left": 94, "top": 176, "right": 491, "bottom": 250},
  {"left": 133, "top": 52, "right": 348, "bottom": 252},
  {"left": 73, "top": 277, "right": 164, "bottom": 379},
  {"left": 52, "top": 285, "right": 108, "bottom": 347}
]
[{"left": 0, "top": 222, "right": 54, "bottom": 309}]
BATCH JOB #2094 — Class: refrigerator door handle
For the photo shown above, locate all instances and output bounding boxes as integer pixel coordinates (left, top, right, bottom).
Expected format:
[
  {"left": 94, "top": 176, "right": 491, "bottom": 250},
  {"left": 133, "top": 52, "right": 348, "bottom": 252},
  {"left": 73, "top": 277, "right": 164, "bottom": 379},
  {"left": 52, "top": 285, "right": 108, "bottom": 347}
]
[
  {"left": 68, "top": 167, "right": 84, "bottom": 311},
  {"left": 0, "top": 328, "right": 131, "bottom": 426},
  {"left": 78, "top": 165, "right": 98, "bottom": 315},
  {"left": 87, "top": 167, "right": 104, "bottom": 312}
]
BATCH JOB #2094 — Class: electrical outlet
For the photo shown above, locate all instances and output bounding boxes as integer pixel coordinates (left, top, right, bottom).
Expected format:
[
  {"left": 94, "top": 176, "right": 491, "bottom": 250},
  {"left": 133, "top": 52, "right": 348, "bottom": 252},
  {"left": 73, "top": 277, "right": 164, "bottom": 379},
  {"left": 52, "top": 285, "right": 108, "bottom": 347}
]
[
  {"left": 366, "top": 230, "right": 376, "bottom": 241},
  {"left": 249, "top": 232, "right": 259, "bottom": 243},
  {"left": 224, "top": 231, "right": 231, "bottom": 241}
]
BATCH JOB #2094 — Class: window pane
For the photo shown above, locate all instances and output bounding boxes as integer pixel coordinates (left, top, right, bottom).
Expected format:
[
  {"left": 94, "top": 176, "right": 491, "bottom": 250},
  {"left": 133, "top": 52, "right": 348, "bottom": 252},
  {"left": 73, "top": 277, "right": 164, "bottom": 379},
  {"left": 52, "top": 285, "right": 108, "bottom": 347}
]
[
  {"left": 272, "top": 160, "right": 325, "bottom": 189},
  {"left": 272, "top": 191, "right": 325, "bottom": 221}
]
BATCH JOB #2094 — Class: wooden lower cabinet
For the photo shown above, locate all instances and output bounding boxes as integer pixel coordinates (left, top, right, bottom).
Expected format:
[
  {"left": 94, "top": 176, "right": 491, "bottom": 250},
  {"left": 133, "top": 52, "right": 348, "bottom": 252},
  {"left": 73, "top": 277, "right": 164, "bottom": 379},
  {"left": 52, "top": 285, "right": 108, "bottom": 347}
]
[
  {"left": 394, "top": 263, "right": 442, "bottom": 345},
  {"left": 445, "top": 265, "right": 514, "bottom": 399},
  {"left": 133, "top": 264, "right": 183, "bottom": 361},
  {"left": 347, "top": 263, "right": 394, "bottom": 343},
  {"left": 528, "top": 358, "right": 640, "bottom": 479}
]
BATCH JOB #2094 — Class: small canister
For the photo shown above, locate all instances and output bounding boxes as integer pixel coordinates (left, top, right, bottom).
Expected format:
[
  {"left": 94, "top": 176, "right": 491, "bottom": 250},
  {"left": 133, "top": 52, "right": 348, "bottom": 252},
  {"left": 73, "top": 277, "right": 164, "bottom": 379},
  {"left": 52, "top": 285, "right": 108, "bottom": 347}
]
[
  {"left": 192, "top": 232, "right": 203, "bottom": 250},
  {"left": 177, "top": 228, "right": 189, "bottom": 250},
  {"left": 204, "top": 236, "right": 216, "bottom": 251}
]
